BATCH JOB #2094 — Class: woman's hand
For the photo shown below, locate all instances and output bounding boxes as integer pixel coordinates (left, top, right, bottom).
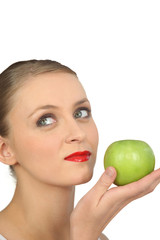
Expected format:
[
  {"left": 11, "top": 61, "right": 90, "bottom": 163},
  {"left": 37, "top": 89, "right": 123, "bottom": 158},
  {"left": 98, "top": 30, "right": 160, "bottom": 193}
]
[{"left": 70, "top": 167, "right": 160, "bottom": 240}]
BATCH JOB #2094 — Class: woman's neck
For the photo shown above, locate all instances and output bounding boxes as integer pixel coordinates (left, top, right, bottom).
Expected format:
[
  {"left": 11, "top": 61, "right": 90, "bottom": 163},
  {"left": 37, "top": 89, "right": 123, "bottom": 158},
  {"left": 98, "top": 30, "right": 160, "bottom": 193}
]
[{"left": 2, "top": 175, "right": 75, "bottom": 240}]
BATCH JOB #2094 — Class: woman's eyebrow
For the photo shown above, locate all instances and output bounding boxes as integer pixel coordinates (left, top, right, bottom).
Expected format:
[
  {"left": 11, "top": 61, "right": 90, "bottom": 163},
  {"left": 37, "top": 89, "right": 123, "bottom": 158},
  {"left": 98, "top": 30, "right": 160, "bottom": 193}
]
[
  {"left": 28, "top": 98, "right": 89, "bottom": 118},
  {"left": 74, "top": 98, "right": 89, "bottom": 106}
]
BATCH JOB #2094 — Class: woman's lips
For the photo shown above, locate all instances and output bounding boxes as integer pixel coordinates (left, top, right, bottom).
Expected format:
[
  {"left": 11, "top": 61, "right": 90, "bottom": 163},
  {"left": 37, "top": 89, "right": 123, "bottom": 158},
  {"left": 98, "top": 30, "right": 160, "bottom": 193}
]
[{"left": 64, "top": 151, "right": 91, "bottom": 162}]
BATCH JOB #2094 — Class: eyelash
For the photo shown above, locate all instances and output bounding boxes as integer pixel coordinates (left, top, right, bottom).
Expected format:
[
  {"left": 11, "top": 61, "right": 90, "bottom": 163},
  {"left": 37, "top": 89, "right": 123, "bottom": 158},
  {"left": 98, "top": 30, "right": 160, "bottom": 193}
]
[
  {"left": 36, "top": 113, "right": 56, "bottom": 127},
  {"left": 74, "top": 107, "right": 91, "bottom": 119},
  {"left": 36, "top": 107, "right": 91, "bottom": 128}
]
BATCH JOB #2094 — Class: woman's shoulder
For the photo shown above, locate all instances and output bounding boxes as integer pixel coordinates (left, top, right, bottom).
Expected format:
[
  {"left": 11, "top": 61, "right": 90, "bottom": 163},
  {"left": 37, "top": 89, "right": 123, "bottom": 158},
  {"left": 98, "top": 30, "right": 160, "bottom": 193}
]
[
  {"left": 0, "top": 211, "right": 10, "bottom": 240},
  {"left": 0, "top": 211, "right": 4, "bottom": 227},
  {"left": 0, "top": 210, "right": 6, "bottom": 226},
  {"left": 1, "top": 212, "right": 109, "bottom": 240},
  {"left": 0, "top": 234, "right": 7, "bottom": 240}
]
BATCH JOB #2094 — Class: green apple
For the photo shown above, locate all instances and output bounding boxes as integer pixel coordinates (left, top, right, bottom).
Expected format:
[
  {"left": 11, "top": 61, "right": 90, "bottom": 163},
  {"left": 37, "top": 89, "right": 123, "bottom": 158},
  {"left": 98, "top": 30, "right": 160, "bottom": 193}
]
[{"left": 104, "top": 140, "right": 155, "bottom": 186}]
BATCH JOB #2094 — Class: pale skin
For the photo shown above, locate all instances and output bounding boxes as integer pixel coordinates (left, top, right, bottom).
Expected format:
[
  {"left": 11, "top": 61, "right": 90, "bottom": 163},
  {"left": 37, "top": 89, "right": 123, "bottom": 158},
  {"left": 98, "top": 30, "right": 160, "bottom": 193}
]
[{"left": 0, "top": 72, "right": 160, "bottom": 240}]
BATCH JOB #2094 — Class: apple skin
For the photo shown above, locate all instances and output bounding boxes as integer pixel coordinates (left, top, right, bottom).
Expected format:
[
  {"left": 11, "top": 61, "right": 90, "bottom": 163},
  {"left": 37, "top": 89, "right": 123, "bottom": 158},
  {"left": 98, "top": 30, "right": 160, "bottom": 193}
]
[{"left": 104, "top": 140, "right": 155, "bottom": 186}]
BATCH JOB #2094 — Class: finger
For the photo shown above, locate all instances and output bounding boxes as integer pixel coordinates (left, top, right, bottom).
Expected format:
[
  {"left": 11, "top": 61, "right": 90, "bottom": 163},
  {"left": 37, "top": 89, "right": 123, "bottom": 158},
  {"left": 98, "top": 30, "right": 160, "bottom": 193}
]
[
  {"left": 87, "top": 167, "right": 117, "bottom": 204},
  {"left": 108, "top": 168, "right": 160, "bottom": 203},
  {"left": 130, "top": 167, "right": 160, "bottom": 200},
  {"left": 95, "top": 167, "right": 117, "bottom": 193},
  {"left": 100, "top": 169, "right": 160, "bottom": 225}
]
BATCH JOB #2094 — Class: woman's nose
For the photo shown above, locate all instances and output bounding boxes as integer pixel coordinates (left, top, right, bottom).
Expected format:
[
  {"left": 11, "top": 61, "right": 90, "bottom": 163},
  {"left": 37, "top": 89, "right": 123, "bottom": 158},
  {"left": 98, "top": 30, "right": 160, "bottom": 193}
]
[{"left": 64, "top": 119, "right": 86, "bottom": 144}]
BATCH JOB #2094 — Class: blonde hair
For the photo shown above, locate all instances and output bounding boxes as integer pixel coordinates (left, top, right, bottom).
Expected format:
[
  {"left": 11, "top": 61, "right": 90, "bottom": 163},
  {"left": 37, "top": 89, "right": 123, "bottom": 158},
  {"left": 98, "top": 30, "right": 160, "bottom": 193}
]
[{"left": 0, "top": 59, "right": 77, "bottom": 178}]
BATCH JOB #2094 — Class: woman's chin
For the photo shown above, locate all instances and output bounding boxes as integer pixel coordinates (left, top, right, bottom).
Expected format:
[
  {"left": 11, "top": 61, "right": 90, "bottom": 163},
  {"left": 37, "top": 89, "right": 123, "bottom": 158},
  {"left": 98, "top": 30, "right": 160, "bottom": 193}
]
[{"left": 72, "top": 169, "right": 94, "bottom": 185}]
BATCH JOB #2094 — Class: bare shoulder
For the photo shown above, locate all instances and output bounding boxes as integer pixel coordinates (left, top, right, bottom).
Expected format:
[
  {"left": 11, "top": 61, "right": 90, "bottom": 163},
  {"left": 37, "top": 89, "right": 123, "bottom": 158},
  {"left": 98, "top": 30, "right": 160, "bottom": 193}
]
[
  {"left": 0, "top": 210, "right": 14, "bottom": 238},
  {"left": 0, "top": 211, "right": 6, "bottom": 228},
  {"left": 100, "top": 232, "right": 109, "bottom": 240},
  {"left": 0, "top": 212, "right": 5, "bottom": 234},
  {"left": 0, "top": 213, "right": 8, "bottom": 240},
  {"left": 0, "top": 210, "right": 11, "bottom": 231},
  {"left": 0, "top": 211, "right": 4, "bottom": 223}
]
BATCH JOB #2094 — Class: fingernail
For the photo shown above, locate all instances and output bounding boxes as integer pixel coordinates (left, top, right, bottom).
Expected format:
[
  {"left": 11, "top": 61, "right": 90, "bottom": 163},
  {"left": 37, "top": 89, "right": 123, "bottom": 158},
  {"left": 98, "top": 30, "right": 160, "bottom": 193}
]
[{"left": 105, "top": 167, "right": 114, "bottom": 177}]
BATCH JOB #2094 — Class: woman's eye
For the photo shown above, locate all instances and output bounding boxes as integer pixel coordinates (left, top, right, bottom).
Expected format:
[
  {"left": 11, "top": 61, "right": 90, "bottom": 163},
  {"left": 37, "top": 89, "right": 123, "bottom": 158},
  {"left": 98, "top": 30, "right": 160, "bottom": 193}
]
[
  {"left": 36, "top": 114, "right": 56, "bottom": 127},
  {"left": 74, "top": 108, "right": 91, "bottom": 119}
]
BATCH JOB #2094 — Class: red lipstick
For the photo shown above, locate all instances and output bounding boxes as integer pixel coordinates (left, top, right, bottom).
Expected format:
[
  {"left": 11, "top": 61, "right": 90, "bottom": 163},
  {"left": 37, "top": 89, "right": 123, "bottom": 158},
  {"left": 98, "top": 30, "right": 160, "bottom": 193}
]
[{"left": 64, "top": 151, "right": 91, "bottom": 162}]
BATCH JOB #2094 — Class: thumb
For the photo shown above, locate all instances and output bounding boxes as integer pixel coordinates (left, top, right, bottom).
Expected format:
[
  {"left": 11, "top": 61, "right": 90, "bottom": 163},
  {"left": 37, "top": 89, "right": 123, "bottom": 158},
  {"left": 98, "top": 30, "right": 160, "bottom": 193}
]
[{"left": 91, "top": 167, "right": 117, "bottom": 201}]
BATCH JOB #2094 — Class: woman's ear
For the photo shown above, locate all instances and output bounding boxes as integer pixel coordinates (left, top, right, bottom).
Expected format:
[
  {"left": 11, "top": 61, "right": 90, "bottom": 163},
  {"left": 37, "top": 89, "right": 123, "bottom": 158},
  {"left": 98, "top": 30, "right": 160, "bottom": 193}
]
[{"left": 0, "top": 136, "right": 17, "bottom": 166}]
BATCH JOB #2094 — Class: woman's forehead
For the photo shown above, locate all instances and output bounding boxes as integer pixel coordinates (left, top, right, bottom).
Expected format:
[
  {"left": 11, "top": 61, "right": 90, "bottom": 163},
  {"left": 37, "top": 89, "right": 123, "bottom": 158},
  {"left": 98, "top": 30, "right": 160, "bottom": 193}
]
[
  {"left": 10, "top": 72, "right": 87, "bottom": 113},
  {"left": 21, "top": 72, "right": 83, "bottom": 91}
]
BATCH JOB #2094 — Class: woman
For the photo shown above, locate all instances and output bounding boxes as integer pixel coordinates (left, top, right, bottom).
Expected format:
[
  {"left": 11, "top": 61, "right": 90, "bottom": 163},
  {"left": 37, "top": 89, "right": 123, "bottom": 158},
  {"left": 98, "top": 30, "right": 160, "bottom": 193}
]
[{"left": 0, "top": 60, "right": 160, "bottom": 240}]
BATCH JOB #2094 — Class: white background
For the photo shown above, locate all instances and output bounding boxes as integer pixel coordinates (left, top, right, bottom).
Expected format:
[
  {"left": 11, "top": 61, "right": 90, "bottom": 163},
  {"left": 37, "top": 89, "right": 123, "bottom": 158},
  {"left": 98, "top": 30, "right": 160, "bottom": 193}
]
[{"left": 0, "top": 1, "right": 160, "bottom": 239}]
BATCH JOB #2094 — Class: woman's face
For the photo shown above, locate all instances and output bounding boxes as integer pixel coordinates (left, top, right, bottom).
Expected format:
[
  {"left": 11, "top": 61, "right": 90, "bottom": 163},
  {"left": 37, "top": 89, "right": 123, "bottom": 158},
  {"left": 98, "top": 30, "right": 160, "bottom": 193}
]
[{"left": 7, "top": 72, "right": 99, "bottom": 186}]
